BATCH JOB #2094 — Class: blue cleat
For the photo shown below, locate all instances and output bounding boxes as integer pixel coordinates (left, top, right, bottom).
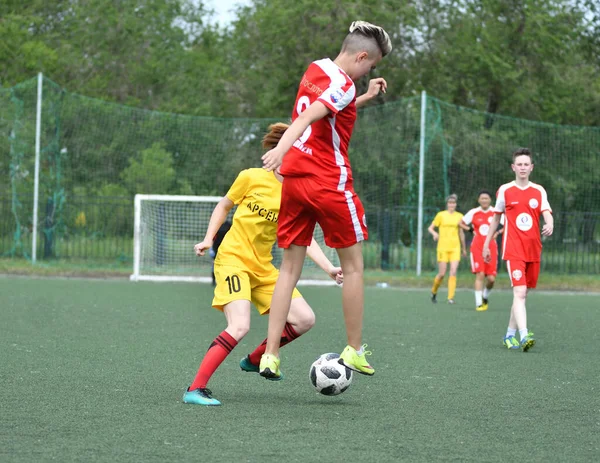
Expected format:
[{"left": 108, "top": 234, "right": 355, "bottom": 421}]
[
  {"left": 521, "top": 332, "right": 536, "bottom": 352},
  {"left": 503, "top": 335, "right": 520, "bottom": 349},
  {"left": 240, "top": 355, "right": 259, "bottom": 373},
  {"left": 241, "top": 355, "right": 284, "bottom": 381},
  {"left": 182, "top": 387, "right": 221, "bottom": 406}
]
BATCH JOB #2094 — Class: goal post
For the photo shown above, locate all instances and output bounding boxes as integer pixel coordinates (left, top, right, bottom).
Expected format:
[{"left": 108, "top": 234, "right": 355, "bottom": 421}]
[
  {"left": 131, "top": 194, "right": 339, "bottom": 285},
  {"left": 131, "top": 195, "right": 222, "bottom": 282}
]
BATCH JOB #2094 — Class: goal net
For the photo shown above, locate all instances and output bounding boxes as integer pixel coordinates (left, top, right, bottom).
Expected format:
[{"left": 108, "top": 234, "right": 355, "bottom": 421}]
[{"left": 131, "top": 194, "right": 340, "bottom": 284}]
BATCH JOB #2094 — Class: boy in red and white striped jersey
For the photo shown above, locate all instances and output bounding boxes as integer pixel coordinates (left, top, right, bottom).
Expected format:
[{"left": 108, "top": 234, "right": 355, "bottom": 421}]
[
  {"left": 461, "top": 190, "right": 504, "bottom": 311},
  {"left": 260, "top": 21, "right": 393, "bottom": 379},
  {"left": 483, "top": 148, "right": 554, "bottom": 351}
]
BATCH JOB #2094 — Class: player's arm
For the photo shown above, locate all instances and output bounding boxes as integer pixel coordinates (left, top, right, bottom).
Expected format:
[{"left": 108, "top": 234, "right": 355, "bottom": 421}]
[
  {"left": 493, "top": 220, "right": 504, "bottom": 239},
  {"left": 459, "top": 228, "right": 467, "bottom": 257},
  {"left": 356, "top": 78, "right": 387, "bottom": 108},
  {"left": 262, "top": 102, "right": 331, "bottom": 171},
  {"left": 541, "top": 210, "right": 554, "bottom": 236},
  {"left": 482, "top": 214, "right": 502, "bottom": 262},
  {"left": 427, "top": 221, "right": 439, "bottom": 241},
  {"left": 460, "top": 209, "right": 474, "bottom": 232},
  {"left": 194, "top": 197, "right": 234, "bottom": 256},
  {"left": 492, "top": 228, "right": 503, "bottom": 238},
  {"left": 306, "top": 238, "right": 343, "bottom": 284}
]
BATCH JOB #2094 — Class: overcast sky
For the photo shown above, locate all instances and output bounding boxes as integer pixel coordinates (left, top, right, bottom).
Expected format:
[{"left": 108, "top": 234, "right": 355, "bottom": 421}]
[{"left": 207, "top": 0, "right": 252, "bottom": 25}]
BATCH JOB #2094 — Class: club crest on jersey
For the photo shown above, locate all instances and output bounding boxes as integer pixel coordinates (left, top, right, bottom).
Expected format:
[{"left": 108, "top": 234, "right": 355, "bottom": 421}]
[
  {"left": 330, "top": 89, "right": 345, "bottom": 104},
  {"left": 487, "top": 216, "right": 493, "bottom": 223},
  {"left": 512, "top": 269, "right": 523, "bottom": 281},
  {"left": 516, "top": 213, "right": 533, "bottom": 231},
  {"left": 529, "top": 198, "right": 539, "bottom": 209}
]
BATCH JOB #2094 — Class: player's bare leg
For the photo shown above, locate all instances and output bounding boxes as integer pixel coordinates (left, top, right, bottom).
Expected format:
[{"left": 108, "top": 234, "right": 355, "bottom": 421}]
[
  {"left": 223, "top": 300, "right": 252, "bottom": 340},
  {"left": 503, "top": 286, "right": 528, "bottom": 350},
  {"left": 336, "top": 243, "right": 374, "bottom": 375},
  {"left": 286, "top": 297, "right": 317, "bottom": 335},
  {"left": 184, "top": 300, "right": 251, "bottom": 405},
  {"left": 512, "top": 286, "right": 535, "bottom": 351},
  {"left": 244, "top": 297, "right": 314, "bottom": 378},
  {"left": 259, "top": 245, "right": 306, "bottom": 378},
  {"left": 336, "top": 243, "right": 364, "bottom": 349},
  {"left": 512, "top": 285, "right": 528, "bottom": 332}
]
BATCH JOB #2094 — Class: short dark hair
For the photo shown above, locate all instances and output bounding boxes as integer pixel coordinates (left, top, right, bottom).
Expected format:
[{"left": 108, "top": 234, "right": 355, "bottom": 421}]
[
  {"left": 478, "top": 189, "right": 492, "bottom": 198},
  {"left": 512, "top": 147, "right": 532, "bottom": 163}
]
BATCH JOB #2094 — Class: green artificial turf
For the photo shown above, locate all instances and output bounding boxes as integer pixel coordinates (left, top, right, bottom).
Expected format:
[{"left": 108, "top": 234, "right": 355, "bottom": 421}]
[{"left": 1, "top": 277, "right": 599, "bottom": 462}]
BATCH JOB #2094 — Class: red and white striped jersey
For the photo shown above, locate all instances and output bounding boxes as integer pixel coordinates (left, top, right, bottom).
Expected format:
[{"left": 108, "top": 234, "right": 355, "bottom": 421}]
[
  {"left": 280, "top": 58, "right": 357, "bottom": 190},
  {"left": 462, "top": 207, "right": 503, "bottom": 250},
  {"left": 494, "top": 181, "right": 552, "bottom": 262}
]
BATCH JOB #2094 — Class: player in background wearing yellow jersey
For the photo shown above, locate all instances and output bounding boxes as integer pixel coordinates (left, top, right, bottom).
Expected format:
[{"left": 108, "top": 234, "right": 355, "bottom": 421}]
[
  {"left": 428, "top": 194, "right": 467, "bottom": 304},
  {"left": 183, "top": 123, "right": 343, "bottom": 406}
]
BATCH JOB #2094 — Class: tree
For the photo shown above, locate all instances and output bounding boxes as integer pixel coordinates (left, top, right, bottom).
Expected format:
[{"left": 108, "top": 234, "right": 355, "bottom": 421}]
[{"left": 408, "top": 0, "right": 600, "bottom": 125}]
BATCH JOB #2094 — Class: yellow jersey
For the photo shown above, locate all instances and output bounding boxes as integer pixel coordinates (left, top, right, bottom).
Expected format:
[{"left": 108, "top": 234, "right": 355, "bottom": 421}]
[
  {"left": 433, "top": 210, "right": 464, "bottom": 252},
  {"left": 215, "top": 168, "right": 281, "bottom": 276}
]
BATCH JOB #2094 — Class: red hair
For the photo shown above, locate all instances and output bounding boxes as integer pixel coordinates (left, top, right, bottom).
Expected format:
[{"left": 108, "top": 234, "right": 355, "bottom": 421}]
[{"left": 262, "top": 123, "right": 289, "bottom": 150}]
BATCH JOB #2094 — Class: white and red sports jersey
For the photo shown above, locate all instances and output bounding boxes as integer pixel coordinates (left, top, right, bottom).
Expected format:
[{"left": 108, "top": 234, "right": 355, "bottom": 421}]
[
  {"left": 462, "top": 207, "right": 504, "bottom": 250},
  {"left": 494, "top": 181, "right": 552, "bottom": 262},
  {"left": 280, "top": 58, "right": 357, "bottom": 190}
]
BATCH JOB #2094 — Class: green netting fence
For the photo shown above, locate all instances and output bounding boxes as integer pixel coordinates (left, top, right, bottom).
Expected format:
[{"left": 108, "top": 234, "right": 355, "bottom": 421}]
[{"left": 1, "top": 76, "right": 599, "bottom": 274}]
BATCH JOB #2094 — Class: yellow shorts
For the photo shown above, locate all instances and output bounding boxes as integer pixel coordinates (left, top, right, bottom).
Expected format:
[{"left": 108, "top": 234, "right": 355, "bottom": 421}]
[
  {"left": 212, "top": 264, "right": 302, "bottom": 315},
  {"left": 437, "top": 249, "right": 461, "bottom": 263}
]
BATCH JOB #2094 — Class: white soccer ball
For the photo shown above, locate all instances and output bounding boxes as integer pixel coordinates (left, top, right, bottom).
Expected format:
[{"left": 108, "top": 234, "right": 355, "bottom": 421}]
[{"left": 309, "top": 353, "right": 353, "bottom": 396}]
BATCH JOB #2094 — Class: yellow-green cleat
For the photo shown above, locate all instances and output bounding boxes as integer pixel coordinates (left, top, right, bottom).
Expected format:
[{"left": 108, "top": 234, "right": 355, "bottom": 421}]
[
  {"left": 338, "top": 344, "right": 374, "bottom": 376},
  {"left": 503, "top": 335, "right": 520, "bottom": 349},
  {"left": 521, "top": 332, "right": 536, "bottom": 352},
  {"left": 259, "top": 354, "right": 282, "bottom": 380},
  {"left": 241, "top": 355, "right": 283, "bottom": 381}
]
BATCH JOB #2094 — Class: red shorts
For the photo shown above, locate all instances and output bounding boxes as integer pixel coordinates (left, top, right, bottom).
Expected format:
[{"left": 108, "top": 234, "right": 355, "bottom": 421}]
[
  {"left": 277, "top": 176, "right": 368, "bottom": 249},
  {"left": 506, "top": 260, "right": 540, "bottom": 288},
  {"left": 470, "top": 246, "right": 497, "bottom": 276}
]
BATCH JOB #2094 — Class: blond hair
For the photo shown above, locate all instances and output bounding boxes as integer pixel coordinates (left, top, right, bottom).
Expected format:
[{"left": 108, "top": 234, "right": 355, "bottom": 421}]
[
  {"left": 342, "top": 21, "right": 392, "bottom": 57},
  {"left": 446, "top": 194, "right": 458, "bottom": 203}
]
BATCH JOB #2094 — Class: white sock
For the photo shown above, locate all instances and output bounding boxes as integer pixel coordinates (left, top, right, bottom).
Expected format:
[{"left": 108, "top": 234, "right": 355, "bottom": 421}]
[
  {"left": 356, "top": 346, "right": 364, "bottom": 355},
  {"left": 506, "top": 328, "right": 516, "bottom": 338},
  {"left": 475, "top": 290, "right": 483, "bottom": 306},
  {"left": 519, "top": 328, "right": 529, "bottom": 340},
  {"left": 483, "top": 287, "right": 492, "bottom": 300}
]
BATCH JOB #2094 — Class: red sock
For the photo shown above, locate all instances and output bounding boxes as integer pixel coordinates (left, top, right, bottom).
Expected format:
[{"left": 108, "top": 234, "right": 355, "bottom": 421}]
[
  {"left": 248, "top": 323, "right": 300, "bottom": 366},
  {"left": 189, "top": 331, "right": 238, "bottom": 390}
]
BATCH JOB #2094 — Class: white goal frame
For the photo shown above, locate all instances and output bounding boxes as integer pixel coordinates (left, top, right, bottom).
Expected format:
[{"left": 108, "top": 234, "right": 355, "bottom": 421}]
[
  {"left": 131, "top": 194, "right": 338, "bottom": 286},
  {"left": 131, "top": 194, "right": 221, "bottom": 283}
]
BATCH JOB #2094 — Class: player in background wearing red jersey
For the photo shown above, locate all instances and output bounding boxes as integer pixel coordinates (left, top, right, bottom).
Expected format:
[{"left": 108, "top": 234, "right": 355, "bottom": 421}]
[
  {"left": 483, "top": 148, "right": 553, "bottom": 351},
  {"left": 258, "top": 21, "right": 392, "bottom": 379},
  {"left": 461, "top": 190, "right": 503, "bottom": 311}
]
